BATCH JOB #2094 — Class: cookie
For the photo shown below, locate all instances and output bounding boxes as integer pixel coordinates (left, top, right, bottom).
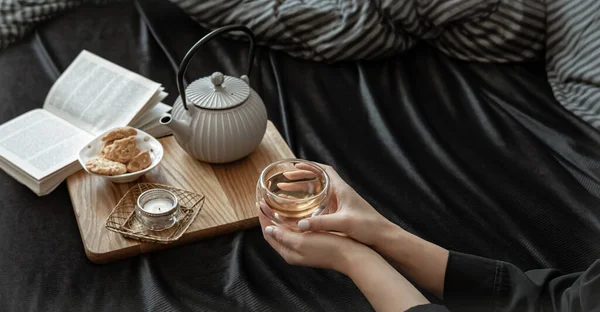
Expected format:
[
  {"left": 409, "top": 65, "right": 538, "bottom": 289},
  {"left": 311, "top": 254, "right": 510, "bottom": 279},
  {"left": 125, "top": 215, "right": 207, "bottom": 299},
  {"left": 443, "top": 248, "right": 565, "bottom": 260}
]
[
  {"left": 101, "top": 126, "right": 137, "bottom": 142},
  {"left": 86, "top": 157, "right": 126, "bottom": 176},
  {"left": 102, "top": 136, "right": 138, "bottom": 163},
  {"left": 126, "top": 150, "right": 152, "bottom": 173},
  {"left": 99, "top": 141, "right": 112, "bottom": 158},
  {"left": 101, "top": 142, "right": 139, "bottom": 158}
]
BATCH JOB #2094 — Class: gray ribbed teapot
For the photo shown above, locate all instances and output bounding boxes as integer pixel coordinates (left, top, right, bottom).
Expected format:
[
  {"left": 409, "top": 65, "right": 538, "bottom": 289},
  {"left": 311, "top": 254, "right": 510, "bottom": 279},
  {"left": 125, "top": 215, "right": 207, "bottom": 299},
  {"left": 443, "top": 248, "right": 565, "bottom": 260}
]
[{"left": 160, "top": 25, "right": 267, "bottom": 163}]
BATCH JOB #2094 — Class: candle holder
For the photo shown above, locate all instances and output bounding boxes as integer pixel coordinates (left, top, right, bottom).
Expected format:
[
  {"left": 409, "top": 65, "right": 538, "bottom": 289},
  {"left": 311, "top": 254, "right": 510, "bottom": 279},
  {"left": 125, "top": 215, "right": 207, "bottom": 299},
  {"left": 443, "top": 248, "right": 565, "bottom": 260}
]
[
  {"left": 105, "top": 183, "right": 205, "bottom": 244},
  {"left": 136, "top": 189, "right": 180, "bottom": 231}
]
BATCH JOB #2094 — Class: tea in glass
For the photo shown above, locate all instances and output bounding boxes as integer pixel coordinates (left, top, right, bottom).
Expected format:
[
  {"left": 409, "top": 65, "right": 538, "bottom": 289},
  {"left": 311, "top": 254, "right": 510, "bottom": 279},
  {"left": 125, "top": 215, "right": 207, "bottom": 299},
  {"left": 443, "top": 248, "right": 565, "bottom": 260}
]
[{"left": 257, "top": 159, "right": 330, "bottom": 230}]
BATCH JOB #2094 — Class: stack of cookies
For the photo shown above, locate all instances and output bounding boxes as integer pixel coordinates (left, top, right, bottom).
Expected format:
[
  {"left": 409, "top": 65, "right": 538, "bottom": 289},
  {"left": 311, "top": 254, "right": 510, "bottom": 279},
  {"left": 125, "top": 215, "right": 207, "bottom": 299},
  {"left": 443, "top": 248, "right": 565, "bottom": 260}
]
[{"left": 86, "top": 127, "right": 152, "bottom": 176}]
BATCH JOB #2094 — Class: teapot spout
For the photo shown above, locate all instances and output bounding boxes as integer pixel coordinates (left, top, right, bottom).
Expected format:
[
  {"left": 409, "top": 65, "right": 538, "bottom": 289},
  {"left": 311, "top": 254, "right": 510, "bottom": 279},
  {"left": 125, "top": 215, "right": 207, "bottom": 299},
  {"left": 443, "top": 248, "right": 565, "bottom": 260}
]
[{"left": 160, "top": 114, "right": 190, "bottom": 142}]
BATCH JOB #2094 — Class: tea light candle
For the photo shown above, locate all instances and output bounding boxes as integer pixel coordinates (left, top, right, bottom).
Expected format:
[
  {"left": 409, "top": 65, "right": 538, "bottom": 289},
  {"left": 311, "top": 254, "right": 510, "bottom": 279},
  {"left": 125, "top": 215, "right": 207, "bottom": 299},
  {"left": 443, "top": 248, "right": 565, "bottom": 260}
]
[
  {"left": 143, "top": 198, "right": 175, "bottom": 214},
  {"left": 136, "top": 189, "right": 180, "bottom": 231}
]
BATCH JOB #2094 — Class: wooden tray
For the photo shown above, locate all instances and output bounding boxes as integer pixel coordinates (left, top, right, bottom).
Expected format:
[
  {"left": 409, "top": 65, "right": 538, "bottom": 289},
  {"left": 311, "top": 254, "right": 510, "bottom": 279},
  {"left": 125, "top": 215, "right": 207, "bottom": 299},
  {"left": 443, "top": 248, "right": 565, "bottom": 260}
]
[{"left": 67, "top": 121, "right": 294, "bottom": 263}]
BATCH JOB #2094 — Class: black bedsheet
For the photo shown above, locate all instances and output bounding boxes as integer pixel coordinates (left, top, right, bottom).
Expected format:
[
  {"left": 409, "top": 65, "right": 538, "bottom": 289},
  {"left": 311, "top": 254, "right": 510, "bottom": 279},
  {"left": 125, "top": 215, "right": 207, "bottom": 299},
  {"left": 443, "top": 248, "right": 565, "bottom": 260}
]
[{"left": 1, "top": 1, "right": 599, "bottom": 311}]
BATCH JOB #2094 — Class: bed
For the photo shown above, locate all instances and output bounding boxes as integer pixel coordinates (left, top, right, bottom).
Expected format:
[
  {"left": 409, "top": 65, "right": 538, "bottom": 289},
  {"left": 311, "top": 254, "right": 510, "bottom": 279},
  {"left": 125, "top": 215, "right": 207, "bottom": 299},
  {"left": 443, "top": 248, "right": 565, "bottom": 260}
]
[{"left": 0, "top": 1, "right": 599, "bottom": 310}]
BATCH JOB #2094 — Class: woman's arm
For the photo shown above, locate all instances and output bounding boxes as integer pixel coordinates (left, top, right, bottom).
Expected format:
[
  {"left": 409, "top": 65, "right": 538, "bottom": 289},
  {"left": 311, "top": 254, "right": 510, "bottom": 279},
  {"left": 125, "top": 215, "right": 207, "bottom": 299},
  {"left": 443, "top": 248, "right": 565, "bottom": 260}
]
[
  {"left": 341, "top": 245, "right": 431, "bottom": 312},
  {"left": 374, "top": 222, "right": 449, "bottom": 298}
]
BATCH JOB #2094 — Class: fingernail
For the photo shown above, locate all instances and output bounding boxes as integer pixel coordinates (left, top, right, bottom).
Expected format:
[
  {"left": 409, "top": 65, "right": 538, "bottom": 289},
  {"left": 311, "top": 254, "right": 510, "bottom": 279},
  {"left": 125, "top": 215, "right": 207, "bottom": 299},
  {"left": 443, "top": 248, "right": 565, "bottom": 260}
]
[
  {"left": 265, "top": 226, "right": 275, "bottom": 236},
  {"left": 298, "top": 220, "right": 310, "bottom": 231}
]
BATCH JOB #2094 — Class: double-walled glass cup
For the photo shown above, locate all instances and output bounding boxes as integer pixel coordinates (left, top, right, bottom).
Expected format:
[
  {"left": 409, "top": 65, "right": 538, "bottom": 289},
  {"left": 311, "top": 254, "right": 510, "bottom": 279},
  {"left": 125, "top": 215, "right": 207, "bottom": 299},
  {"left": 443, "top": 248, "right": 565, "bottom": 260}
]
[{"left": 256, "top": 159, "right": 330, "bottom": 231}]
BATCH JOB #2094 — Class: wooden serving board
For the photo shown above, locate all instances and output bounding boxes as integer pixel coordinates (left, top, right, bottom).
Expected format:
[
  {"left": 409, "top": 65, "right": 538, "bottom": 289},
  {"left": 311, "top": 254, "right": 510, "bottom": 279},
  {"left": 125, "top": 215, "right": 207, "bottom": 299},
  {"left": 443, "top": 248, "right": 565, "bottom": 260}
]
[{"left": 67, "top": 121, "right": 294, "bottom": 264}]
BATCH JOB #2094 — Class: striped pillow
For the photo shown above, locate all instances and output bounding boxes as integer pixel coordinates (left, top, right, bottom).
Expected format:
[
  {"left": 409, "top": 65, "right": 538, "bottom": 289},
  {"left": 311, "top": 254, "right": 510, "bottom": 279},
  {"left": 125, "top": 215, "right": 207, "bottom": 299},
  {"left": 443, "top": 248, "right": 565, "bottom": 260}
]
[
  {"left": 545, "top": 0, "right": 600, "bottom": 128},
  {"left": 172, "top": 0, "right": 600, "bottom": 131}
]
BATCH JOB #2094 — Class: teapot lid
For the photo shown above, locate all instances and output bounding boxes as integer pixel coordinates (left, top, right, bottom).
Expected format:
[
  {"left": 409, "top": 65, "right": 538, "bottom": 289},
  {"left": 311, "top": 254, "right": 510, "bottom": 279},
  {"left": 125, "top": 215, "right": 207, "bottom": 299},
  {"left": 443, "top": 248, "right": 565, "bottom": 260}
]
[{"left": 185, "top": 72, "right": 250, "bottom": 110}]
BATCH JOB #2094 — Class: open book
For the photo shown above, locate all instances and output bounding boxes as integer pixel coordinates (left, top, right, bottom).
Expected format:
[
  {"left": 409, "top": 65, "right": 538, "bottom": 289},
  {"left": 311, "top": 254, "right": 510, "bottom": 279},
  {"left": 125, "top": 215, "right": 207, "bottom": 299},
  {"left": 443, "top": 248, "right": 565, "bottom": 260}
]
[{"left": 0, "top": 50, "right": 171, "bottom": 196}]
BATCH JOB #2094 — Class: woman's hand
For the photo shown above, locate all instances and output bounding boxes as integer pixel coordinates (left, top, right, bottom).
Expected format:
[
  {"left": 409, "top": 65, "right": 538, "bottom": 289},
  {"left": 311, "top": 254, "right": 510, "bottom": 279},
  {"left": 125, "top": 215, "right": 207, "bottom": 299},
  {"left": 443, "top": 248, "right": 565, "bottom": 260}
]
[
  {"left": 259, "top": 205, "right": 430, "bottom": 311},
  {"left": 294, "top": 163, "right": 396, "bottom": 248},
  {"left": 259, "top": 210, "right": 372, "bottom": 274},
  {"left": 296, "top": 163, "right": 448, "bottom": 298}
]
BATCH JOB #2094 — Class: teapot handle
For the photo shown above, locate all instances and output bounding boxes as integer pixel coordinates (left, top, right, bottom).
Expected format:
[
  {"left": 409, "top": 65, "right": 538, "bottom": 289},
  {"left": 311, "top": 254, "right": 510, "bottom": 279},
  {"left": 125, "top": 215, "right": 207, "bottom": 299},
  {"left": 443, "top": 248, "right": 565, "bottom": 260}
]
[{"left": 176, "top": 25, "right": 256, "bottom": 111}]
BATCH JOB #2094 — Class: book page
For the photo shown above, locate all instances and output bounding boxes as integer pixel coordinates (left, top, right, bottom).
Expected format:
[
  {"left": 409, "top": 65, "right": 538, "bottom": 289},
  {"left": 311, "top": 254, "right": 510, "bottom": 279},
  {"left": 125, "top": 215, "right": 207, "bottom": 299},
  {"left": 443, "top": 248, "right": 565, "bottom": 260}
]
[
  {"left": 131, "top": 102, "right": 172, "bottom": 130},
  {"left": 0, "top": 109, "right": 93, "bottom": 180},
  {"left": 131, "top": 102, "right": 173, "bottom": 138},
  {"left": 130, "top": 88, "right": 168, "bottom": 125},
  {"left": 44, "top": 50, "right": 161, "bottom": 135}
]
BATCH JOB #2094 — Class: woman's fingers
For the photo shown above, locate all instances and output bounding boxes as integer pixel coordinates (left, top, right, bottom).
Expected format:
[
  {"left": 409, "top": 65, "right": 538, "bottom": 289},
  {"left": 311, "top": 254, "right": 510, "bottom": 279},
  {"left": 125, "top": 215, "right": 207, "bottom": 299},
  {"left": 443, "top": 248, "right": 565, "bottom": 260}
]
[
  {"left": 259, "top": 210, "right": 301, "bottom": 264},
  {"left": 298, "top": 213, "right": 348, "bottom": 233},
  {"left": 264, "top": 225, "right": 307, "bottom": 264},
  {"left": 263, "top": 228, "right": 302, "bottom": 264},
  {"left": 282, "top": 169, "right": 317, "bottom": 180},
  {"left": 294, "top": 163, "right": 322, "bottom": 175},
  {"left": 296, "top": 162, "right": 345, "bottom": 188},
  {"left": 265, "top": 225, "right": 300, "bottom": 248},
  {"left": 277, "top": 180, "right": 316, "bottom": 193},
  {"left": 258, "top": 207, "right": 274, "bottom": 230}
]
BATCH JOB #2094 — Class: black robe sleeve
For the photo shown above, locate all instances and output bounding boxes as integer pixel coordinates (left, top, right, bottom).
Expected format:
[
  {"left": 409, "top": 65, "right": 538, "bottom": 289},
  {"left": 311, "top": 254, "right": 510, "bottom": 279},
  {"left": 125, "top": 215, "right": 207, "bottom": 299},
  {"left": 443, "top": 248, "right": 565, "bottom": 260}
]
[
  {"left": 443, "top": 251, "right": 600, "bottom": 311},
  {"left": 406, "top": 304, "right": 450, "bottom": 311}
]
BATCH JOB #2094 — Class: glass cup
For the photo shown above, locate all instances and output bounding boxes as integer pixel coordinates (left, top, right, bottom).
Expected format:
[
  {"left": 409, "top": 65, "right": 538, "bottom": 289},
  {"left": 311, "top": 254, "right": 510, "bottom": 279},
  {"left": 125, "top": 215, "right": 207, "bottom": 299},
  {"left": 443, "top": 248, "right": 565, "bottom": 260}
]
[{"left": 256, "top": 159, "right": 330, "bottom": 231}]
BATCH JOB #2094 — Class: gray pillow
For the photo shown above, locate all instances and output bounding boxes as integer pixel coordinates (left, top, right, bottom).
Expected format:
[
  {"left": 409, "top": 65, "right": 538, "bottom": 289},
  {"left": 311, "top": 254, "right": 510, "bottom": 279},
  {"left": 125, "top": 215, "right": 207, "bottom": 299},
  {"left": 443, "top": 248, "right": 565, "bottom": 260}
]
[
  {"left": 0, "top": 0, "right": 122, "bottom": 51},
  {"left": 0, "top": 0, "right": 81, "bottom": 50}
]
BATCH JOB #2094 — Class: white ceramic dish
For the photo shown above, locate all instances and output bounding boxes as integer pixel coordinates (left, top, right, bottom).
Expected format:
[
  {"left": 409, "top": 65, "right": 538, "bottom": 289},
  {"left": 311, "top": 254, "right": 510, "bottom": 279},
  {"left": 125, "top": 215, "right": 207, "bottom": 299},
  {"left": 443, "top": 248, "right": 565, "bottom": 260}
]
[{"left": 78, "top": 128, "right": 163, "bottom": 183}]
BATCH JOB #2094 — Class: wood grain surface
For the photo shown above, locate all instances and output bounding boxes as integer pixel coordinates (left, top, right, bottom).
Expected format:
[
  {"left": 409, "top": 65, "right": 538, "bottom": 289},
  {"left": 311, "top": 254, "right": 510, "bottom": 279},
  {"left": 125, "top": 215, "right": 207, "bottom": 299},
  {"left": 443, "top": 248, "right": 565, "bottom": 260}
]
[{"left": 67, "top": 121, "right": 294, "bottom": 263}]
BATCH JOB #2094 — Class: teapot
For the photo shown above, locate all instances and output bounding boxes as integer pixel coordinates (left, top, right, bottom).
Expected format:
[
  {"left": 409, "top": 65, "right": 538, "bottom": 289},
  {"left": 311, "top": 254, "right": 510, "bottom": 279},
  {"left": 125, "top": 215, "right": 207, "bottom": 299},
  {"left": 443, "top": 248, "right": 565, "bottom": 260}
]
[{"left": 160, "top": 25, "right": 267, "bottom": 163}]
